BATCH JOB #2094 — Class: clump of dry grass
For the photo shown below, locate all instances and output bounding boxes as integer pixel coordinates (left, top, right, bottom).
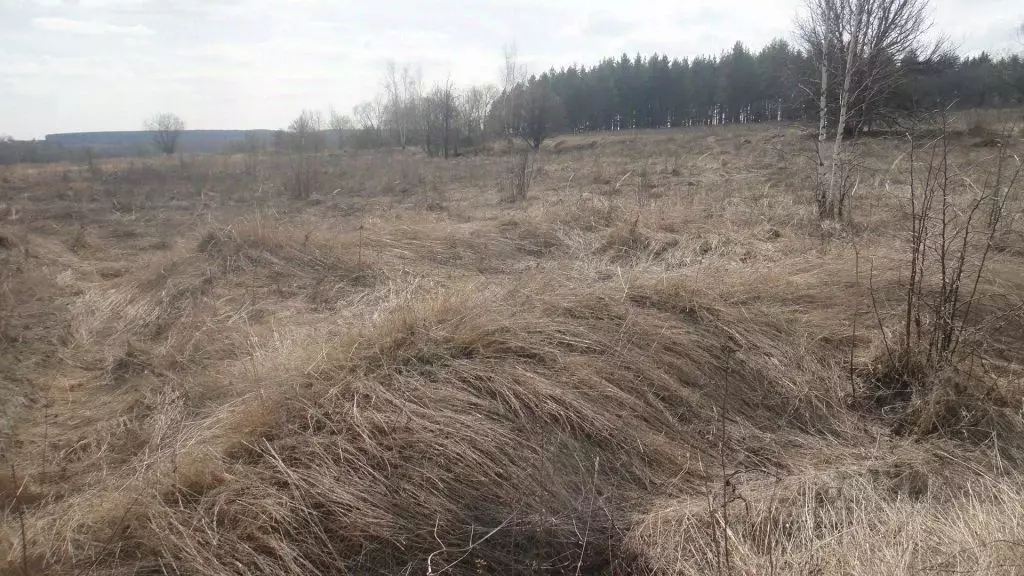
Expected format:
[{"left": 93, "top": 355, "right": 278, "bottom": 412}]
[
  {"left": 554, "top": 194, "right": 623, "bottom": 232},
  {"left": 497, "top": 216, "right": 563, "bottom": 257},
  {"left": 197, "top": 218, "right": 372, "bottom": 279},
  {"left": 861, "top": 346, "right": 1024, "bottom": 447},
  {"left": 600, "top": 215, "right": 651, "bottom": 258}
]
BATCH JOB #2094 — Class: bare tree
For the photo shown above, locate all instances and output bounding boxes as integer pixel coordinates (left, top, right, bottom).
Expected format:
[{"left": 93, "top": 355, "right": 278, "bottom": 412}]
[
  {"left": 402, "top": 70, "right": 422, "bottom": 144},
  {"left": 384, "top": 61, "right": 406, "bottom": 148},
  {"left": 420, "top": 89, "right": 440, "bottom": 155},
  {"left": 286, "top": 110, "right": 324, "bottom": 198},
  {"left": 353, "top": 102, "right": 375, "bottom": 132},
  {"left": 144, "top": 113, "right": 185, "bottom": 155},
  {"left": 797, "top": 0, "right": 934, "bottom": 219},
  {"left": 420, "top": 82, "right": 457, "bottom": 158},
  {"left": 460, "top": 85, "right": 499, "bottom": 147},
  {"left": 328, "top": 107, "right": 354, "bottom": 150},
  {"left": 500, "top": 43, "right": 526, "bottom": 140},
  {"left": 288, "top": 109, "right": 325, "bottom": 153},
  {"left": 383, "top": 61, "right": 422, "bottom": 149},
  {"left": 353, "top": 97, "right": 387, "bottom": 145},
  {"left": 440, "top": 78, "right": 456, "bottom": 158}
]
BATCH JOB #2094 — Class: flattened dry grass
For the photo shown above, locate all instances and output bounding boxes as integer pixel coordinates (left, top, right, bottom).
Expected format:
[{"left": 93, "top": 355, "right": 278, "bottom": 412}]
[
  {"left": 632, "top": 465, "right": 1024, "bottom": 575},
  {"left": 1, "top": 124, "right": 1023, "bottom": 575}
]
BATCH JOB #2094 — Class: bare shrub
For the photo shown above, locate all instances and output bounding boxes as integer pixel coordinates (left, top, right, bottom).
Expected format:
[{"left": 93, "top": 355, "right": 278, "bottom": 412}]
[
  {"left": 501, "top": 148, "right": 534, "bottom": 203},
  {"left": 286, "top": 110, "right": 325, "bottom": 199},
  {"left": 902, "top": 121, "right": 1020, "bottom": 365},
  {"left": 288, "top": 155, "right": 321, "bottom": 200},
  {"left": 867, "top": 116, "right": 1024, "bottom": 436}
]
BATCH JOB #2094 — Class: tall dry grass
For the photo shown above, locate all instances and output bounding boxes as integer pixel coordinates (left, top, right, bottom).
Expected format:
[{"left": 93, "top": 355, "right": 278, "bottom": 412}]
[{"left": 1, "top": 123, "right": 1023, "bottom": 575}]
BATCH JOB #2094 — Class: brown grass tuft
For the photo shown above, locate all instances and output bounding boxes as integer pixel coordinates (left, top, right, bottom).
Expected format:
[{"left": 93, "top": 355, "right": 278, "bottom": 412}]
[{"left": 600, "top": 216, "right": 651, "bottom": 258}]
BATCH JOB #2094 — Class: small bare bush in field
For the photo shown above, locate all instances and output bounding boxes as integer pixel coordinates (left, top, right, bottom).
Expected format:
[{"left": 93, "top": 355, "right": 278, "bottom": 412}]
[
  {"left": 286, "top": 110, "right": 325, "bottom": 199},
  {"left": 867, "top": 117, "right": 1024, "bottom": 438},
  {"left": 288, "top": 154, "right": 321, "bottom": 199},
  {"left": 501, "top": 148, "right": 534, "bottom": 202}
]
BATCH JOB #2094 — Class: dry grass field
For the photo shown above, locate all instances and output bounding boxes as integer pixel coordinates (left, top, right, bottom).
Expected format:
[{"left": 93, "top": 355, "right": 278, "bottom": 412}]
[{"left": 1, "top": 123, "right": 1024, "bottom": 575}]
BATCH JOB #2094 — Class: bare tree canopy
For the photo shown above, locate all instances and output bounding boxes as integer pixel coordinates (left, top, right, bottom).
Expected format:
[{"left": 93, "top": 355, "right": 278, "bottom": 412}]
[
  {"left": 287, "top": 109, "right": 325, "bottom": 153},
  {"left": 459, "top": 84, "right": 498, "bottom": 147},
  {"left": 353, "top": 97, "right": 387, "bottom": 144},
  {"left": 499, "top": 43, "right": 526, "bottom": 139},
  {"left": 328, "top": 108, "right": 355, "bottom": 150},
  {"left": 285, "top": 109, "right": 325, "bottom": 199},
  {"left": 383, "top": 61, "right": 422, "bottom": 149},
  {"left": 144, "top": 113, "right": 185, "bottom": 155},
  {"left": 797, "top": 0, "right": 935, "bottom": 137},
  {"left": 797, "top": 0, "right": 934, "bottom": 220},
  {"left": 420, "top": 79, "right": 458, "bottom": 158}
]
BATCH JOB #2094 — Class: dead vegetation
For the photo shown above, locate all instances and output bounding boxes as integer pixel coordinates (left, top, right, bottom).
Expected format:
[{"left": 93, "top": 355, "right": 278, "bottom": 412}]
[{"left": 1, "top": 124, "right": 1023, "bottom": 575}]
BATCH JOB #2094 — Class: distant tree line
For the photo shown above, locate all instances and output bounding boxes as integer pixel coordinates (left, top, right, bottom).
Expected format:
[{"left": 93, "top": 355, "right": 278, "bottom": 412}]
[
  {"left": 0, "top": 135, "right": 111, "bottom": 166},
  {"left": 535, "top": 44, "right": 1024, "bottom": 133},
  {"left": 337, "top": 41, "right": 1022, "bottom": 154}
]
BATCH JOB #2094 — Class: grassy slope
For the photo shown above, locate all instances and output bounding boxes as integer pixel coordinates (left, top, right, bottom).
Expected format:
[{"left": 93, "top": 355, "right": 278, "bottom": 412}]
[{"left": 1, "top": 124, "right": 1023, "bottom": 575}]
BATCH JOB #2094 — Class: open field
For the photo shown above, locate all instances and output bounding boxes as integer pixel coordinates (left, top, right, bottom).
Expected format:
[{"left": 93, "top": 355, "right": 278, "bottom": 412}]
[{"left": 1, "top": 124, "right": 1024, "bottom": 575}]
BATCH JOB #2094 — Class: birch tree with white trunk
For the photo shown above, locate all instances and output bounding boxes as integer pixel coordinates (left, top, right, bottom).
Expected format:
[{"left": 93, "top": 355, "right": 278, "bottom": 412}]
[
  {"left": 384, "top": 61, "right": 421, "bottom": 149},
  {"left": 798, "top": 0, "right": 933, "bottom": 219}
]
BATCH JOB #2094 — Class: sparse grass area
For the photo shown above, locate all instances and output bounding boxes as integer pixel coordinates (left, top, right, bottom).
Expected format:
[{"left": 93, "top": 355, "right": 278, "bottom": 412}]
[{"left": 1, "top": 124, "right": 1023, "bottom": 575}]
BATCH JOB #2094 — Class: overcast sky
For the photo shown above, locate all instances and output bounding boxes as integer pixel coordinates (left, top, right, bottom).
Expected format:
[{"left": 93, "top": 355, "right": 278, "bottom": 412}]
[{"left": 1, "top": 0, "right": 1021, "bottom": 139}]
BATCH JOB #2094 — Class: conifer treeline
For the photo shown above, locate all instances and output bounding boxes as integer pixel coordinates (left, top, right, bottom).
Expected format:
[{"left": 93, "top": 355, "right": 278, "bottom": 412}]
[{"left": 532, "top": 40, "right": 1024, "bottom": 131}]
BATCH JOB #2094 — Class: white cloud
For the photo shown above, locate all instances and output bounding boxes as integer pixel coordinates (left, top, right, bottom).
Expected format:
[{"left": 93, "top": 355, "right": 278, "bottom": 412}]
[{"left": 31, "top": 16, "right": 153, "bottom": 35}]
